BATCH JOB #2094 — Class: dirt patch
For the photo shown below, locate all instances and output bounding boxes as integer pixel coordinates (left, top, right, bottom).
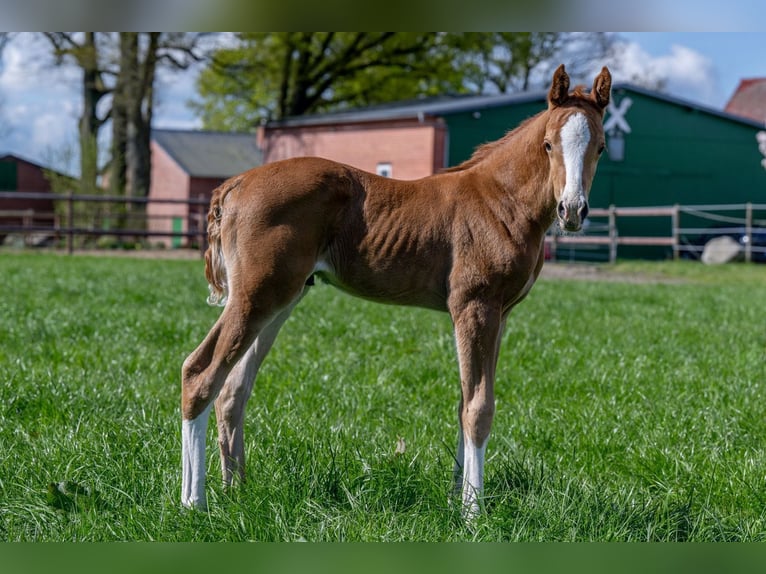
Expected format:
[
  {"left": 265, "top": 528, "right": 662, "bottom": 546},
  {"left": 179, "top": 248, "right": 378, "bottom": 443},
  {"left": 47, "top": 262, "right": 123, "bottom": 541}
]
[{"left": 540, "top": 263, "right": 684, "bottom": 284}]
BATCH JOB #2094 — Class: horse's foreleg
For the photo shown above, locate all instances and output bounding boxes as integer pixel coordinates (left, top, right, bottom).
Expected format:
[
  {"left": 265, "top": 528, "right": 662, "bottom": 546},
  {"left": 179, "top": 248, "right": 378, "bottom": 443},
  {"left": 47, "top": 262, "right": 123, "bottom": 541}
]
[
  {"left": 450, "top": 299, "right": 504, "bottom": 519},
  {"left": 214, "top": 290, "right": 307, "bottom": 487}
]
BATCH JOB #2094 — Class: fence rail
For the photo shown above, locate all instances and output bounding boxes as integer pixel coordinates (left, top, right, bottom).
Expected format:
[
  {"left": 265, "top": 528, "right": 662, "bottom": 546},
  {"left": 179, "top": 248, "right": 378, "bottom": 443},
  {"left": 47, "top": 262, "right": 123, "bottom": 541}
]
[
  {"left": 546, "top": 203, "right": 766, "bottom": 263},
  {"left": 0, "top": 190, "right": 209, "bottom": 255},
  {"left": 2, "top": 191, "right": 765, "bottom": 263}
]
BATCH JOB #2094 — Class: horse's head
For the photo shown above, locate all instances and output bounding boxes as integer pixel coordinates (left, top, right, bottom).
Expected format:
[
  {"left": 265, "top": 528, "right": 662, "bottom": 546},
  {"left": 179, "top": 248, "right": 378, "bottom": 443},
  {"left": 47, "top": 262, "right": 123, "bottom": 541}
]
[{"left": 544, "top": 64, "right": 611, "bottom": 232}]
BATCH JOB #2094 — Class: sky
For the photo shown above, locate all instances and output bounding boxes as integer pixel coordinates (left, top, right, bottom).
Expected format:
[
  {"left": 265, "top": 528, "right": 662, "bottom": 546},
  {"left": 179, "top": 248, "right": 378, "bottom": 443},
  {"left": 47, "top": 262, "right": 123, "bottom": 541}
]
[{"left": 1, "top": 32, "right": 765, "bottom": 175}]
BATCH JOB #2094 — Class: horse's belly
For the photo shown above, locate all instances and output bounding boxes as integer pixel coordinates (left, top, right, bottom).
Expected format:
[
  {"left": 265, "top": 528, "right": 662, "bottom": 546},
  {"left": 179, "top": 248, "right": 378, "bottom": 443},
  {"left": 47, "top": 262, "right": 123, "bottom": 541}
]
[{"left": 312, "top": 256, "right": 448, "bottom": 311}]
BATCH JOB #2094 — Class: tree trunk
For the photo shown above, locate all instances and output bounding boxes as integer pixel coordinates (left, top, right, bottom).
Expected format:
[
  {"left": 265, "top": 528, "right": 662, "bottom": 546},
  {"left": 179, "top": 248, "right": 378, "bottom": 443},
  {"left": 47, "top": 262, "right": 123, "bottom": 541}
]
[
  {"left": 133, "top": 33, "right": 158, "bottom": 203},
  {"left": 79, "top": 32, "right": 101, "bottom": 197},
  {"left": 122, "top": 33, "right": 140, "bottom": 208}
]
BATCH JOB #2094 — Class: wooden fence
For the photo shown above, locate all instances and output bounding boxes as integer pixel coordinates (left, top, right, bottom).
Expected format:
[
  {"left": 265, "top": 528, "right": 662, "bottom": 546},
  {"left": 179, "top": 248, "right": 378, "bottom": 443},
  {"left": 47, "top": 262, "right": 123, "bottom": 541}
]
[
  {"left": 546, "top": 203, "right": 766, "bottom": 263},
  {"left": 0, "top": 191, "right": 209, "bottom": 256},
  {"left": 1, "top": 191, "right": 765, "bottom": 263}
]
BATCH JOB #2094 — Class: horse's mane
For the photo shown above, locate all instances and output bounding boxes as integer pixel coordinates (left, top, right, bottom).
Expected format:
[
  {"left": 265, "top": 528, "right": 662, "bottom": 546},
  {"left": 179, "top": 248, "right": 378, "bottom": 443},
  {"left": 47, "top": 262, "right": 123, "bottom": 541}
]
[
  {"left": 443, "top": 115, "right": 539, "bottom": 173},
  {"left": 443, "top": 86, "right": 599, "bottom": 174}
]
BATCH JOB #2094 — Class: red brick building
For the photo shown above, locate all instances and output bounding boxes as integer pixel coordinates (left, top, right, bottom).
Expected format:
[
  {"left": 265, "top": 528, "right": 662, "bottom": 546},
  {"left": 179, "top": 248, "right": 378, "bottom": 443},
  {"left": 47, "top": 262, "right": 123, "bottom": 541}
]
[
  {"left": 725, "top": 78, "right": 766, "bottom": 124},
  {"left": 0, "top": 154, "right": 57, "bottom": 243},
  {"left": 148, "top": 129, "right": 262, "bottom": 247},
  {"left": 148, "top": 106, "right": 449, "bottom": 247},
  {"left": 260, "top": 111, "right": 448, "bottom": 180}
]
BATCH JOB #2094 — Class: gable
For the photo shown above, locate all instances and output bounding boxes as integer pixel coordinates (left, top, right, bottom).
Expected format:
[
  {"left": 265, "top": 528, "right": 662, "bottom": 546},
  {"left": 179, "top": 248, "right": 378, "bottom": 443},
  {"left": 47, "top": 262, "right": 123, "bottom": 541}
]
[{"left": 725, "top": 78, "right": 766, "bottom": 124}]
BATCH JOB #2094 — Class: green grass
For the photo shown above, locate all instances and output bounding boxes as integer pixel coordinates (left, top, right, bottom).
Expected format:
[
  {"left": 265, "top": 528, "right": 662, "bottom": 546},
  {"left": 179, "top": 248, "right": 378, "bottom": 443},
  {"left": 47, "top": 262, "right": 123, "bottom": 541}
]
[{"left": 1, "top": 252, "right": 765, "bottom": 541}]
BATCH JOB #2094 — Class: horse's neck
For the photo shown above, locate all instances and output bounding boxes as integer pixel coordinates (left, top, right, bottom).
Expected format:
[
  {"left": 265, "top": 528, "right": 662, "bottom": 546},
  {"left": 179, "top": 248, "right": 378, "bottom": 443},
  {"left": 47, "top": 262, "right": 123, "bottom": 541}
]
[{"left": 477, "top": 114, "right": 556, "bottom": 231}]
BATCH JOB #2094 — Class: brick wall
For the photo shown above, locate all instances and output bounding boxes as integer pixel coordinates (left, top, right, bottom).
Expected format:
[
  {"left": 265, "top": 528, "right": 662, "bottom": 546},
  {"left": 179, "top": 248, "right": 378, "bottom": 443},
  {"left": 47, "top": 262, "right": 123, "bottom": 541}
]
[
  {"left": 148, "top": 141, "right": 191, "bottom": 246},
  {"left": 263, "top": 118, "right": 446, "bottom": 180}
]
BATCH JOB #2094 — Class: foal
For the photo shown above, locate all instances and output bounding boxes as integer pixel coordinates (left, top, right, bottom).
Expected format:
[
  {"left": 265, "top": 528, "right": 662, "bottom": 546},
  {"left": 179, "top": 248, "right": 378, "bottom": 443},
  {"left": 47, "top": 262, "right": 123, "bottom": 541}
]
[{"left": 181, "top": 64, "right": 611, "bottom": 517}]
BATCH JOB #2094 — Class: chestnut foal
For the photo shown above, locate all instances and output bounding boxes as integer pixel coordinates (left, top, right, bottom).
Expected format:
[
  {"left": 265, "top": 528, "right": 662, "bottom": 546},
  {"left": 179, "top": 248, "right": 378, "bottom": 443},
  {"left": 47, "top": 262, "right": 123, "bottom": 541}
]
[{"left": 181, "top": 64, "right": 611, "bottom": 518}]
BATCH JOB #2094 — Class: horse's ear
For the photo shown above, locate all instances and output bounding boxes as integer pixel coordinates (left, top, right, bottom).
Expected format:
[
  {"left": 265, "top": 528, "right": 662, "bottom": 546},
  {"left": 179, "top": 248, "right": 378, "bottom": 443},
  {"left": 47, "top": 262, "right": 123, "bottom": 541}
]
[
  {"left": 548, "top": 64, "right": 570, "bottom": 108},
  {"left": 591, "top": 66, "right": 612, "bottom": 111}
]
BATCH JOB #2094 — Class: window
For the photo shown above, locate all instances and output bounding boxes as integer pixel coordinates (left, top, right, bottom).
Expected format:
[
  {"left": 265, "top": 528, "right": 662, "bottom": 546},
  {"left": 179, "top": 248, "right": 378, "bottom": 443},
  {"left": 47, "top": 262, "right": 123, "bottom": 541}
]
[{"left": 376, "top": 162, "right": 392, "bottom": 178}]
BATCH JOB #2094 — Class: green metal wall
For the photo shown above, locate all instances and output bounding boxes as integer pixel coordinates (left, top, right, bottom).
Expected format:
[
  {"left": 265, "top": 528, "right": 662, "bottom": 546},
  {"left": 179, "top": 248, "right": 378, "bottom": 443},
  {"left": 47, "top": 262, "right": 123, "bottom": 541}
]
[
  {"left": 443, "top": 88, "right": 766, "bottom": 259},
  {"left": 594, "top": 89, "right": 765, "bottom": 204},
  {"left": 445, "top": 101, "right": 546, "bottom": 168}
]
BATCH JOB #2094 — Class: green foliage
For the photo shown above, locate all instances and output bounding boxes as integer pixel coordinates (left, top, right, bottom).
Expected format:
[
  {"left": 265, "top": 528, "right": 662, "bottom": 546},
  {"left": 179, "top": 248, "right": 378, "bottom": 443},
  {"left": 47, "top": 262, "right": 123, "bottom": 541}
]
[
  {"left": 192, "top": 32, "right": 612, "bottom": 131},
  {"left": 193, "top": 32, "right": 467, "bottom": 131},
  {"left": 1, "top": 254, "right": 765, "bottom": 540}
]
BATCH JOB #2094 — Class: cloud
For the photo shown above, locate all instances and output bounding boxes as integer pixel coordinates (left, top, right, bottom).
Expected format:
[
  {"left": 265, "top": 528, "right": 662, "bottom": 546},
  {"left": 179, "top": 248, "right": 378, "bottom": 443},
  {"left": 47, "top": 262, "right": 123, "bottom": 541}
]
[
  {"left": 0, "top": 34, "right": 79, "bottom": 95},
  {"left": 0, "top": 34, "right": 81, "bottom": 170},
  {"left": 153, "top": 64, "right": 204, "bottom": 131},
  {"left": 606, "top": 40, "right": 719, "bottom": 107}
]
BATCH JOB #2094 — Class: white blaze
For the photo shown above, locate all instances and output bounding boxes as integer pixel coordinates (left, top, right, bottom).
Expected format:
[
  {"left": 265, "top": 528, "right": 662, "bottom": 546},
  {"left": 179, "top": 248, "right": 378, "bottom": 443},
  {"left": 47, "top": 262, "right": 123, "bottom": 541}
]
[{"left": 559, "top": 112, "right": 591, "bottom": 206}]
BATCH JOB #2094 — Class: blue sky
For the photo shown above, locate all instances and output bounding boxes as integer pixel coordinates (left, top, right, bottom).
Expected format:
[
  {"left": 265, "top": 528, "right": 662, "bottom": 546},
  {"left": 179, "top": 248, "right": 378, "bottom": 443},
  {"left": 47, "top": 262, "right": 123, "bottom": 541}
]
[
  {"left": 1, "top": 32, "right": 765, "bottom": 174},
  {"left": 620, "top": 33, "right": 766, "bottom": 109}
]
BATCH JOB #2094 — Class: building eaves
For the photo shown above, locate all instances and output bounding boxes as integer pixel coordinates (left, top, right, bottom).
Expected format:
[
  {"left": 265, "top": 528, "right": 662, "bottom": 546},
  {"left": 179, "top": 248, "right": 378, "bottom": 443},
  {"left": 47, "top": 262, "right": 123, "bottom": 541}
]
[
  {"left": 265, "top": 83, "right": 766, "bottom": 130},
  {"left": 265, "top": 90, "right": 550, "bottom": 128}
]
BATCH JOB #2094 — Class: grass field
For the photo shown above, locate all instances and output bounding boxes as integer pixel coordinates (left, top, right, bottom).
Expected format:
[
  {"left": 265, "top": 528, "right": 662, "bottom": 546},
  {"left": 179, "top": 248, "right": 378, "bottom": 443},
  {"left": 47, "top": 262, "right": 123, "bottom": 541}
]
[{"left": 0, "top": 252, "right": 765, "bottom": 541}]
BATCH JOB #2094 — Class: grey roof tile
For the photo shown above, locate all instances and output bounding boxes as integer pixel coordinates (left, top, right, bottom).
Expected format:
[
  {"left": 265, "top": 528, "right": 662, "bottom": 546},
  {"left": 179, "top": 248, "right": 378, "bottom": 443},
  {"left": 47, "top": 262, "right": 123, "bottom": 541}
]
[{"left": 153, "top": 129, "right": 263, "bottom": 177}]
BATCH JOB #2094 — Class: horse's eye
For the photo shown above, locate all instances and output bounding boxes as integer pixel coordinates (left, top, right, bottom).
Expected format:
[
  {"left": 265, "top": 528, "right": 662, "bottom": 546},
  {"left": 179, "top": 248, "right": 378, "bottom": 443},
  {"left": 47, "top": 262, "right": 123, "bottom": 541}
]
[
  {"left": 544, "top": 141, "right": 552, "bottom": 152},
  {"left": 597, "top": 144, "right": 605, "bottom": 155}
]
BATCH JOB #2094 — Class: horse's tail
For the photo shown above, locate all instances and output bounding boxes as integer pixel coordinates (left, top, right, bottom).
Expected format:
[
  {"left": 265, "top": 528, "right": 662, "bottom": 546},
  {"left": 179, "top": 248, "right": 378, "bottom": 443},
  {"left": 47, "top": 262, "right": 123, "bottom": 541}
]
[{"left": 204, "top": 176, "right": 241, "bottom": 307}]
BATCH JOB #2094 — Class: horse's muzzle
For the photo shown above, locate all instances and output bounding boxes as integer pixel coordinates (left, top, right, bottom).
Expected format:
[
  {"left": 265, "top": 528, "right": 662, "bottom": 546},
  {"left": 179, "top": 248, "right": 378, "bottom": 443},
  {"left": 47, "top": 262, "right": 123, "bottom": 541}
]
[{"left": 557, "top": 200, "right": 589, "bottom": 232}]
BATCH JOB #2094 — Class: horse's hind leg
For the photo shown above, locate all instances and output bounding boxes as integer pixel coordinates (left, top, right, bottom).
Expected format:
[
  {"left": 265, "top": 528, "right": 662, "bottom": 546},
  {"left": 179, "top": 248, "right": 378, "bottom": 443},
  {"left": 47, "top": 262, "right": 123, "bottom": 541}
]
[
  {"left": 181, "top": 275, "right": 308, "bottom": 510},
  {"left": 214, "top": 290, "right": 307, "bottom": 487},
  {"left": 181, "top": 299, "right": 261, "bottom": 510}
]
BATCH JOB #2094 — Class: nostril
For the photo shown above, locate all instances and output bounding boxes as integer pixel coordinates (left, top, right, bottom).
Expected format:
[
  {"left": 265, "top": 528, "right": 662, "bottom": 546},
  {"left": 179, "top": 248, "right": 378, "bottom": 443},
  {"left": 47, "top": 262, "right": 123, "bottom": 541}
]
[
  {"left": 578, "top": 202, "right": 589, "bottom": 220},
  {"left": 557, "top": 201, "right": 566, "bottom": 220}
]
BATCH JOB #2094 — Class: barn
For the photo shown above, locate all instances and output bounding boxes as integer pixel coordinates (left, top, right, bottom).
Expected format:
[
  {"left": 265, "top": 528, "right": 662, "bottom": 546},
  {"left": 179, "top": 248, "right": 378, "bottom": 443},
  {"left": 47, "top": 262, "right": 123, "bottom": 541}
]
[
  {"left": 262, "top": 83, "right": 766, "bottom": 260},
  {"left": 148, "top": 129, "right": 262, "bottom": 247},
  {"left": 0, "top": 154, "right": 58, "bottom": 244}
]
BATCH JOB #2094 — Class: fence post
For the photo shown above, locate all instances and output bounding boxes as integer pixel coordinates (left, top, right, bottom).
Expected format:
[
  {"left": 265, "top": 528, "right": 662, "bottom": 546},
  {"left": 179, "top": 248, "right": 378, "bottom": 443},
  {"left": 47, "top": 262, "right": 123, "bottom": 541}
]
[
  {"left": 198, "top": 193, "right": 207, "bottom": 258},
  {"left": 608, "top": 204, "right": 617, "bottom": 263},
  {"left": 672, "top": 204, "right": 680, "bottom": 260},
  {"left": 745, "top": 202, "right": 753, "bottom": 263},
  {"left": 23, "top": 209, "right": 32, "bottom": 247},
  {"left": 549, "top": 233, "right": 558, "bottom": 262},
  {"left": 67, "top": 191, "right": 74, "bottom": 255}
]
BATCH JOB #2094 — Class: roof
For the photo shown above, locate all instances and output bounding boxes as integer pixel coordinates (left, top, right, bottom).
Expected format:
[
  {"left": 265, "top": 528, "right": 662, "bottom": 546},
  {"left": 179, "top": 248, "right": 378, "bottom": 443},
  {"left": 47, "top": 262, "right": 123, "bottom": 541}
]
[
  {"left": 724, "top": 78, "right": 766, "bottom": 124},
  {"left": 265, "top": 91, "right": 549, "bottom": 128},
  {"left": 152, "top": 129, "right": 263, "bottom": 178},
  {"left": 0, "top": 153, "right": 50, "bottom": 170},
  {"left": 266, "top": 83, "right": 766, "bottom": 130},
  {"left": 0, "top": 153, "right": 74, "bottom": 179}
]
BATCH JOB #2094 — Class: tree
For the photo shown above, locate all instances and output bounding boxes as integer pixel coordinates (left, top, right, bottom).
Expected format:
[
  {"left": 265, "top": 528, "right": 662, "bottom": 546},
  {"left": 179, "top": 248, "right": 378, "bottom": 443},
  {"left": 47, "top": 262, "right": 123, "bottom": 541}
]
[
  {"left": 0, "top": 33, "right": 9, "bottom": 137},
  {"left": 44, "top": 33, "right": 205, "bottom": 207},
  {"left": 110, "top": 33, "right": 205, "bottom": 205},
  {"left": 450, "top": 32, "right": 612, "bottom": 94},
  {"left": 193, "top": 32, "right": 466, "bottom": 131},
  {"left": 44, "top": 32, "right": 109, "bottom": 196},
  {"left": 193, "top": 33, "right": 613, "bottom": 131}
]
